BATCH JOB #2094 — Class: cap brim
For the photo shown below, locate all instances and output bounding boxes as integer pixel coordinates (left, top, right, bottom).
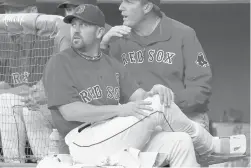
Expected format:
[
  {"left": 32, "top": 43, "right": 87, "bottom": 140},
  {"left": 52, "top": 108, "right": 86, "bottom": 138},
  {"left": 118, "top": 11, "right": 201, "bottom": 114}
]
[
  {"left": 57, "top": 2, "right": 69, "bottom": 9},
  {"left": 64, "top": 15, "right": 92, "bottom": 25},
  {"left": 63, "top": 14, "right": 76, "bottom": 23},
  {"left": 63, "top": 14, "right": 104, "bottom": 27}
]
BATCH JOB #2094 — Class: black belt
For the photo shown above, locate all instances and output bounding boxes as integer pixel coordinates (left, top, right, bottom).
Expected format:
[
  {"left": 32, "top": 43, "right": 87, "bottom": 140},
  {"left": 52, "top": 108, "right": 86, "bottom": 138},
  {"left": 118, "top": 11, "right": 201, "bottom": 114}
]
[{"left": 78, "top": 123, "right": 91, "bottom": 133}]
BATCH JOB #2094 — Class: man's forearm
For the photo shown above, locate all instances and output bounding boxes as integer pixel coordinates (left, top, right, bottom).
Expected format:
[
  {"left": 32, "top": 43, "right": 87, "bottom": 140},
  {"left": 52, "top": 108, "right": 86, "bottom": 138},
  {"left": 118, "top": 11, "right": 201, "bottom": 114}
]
[
  {"left": 0, "top": 88, "right": 20, "bottom": 95},
  {"left": 0, "top": 84, "right": 30, "bottom": 96},
  {"left": 59, "top": 101, "right": 122, "bottom": 123},
  {"left": 100, "top": 40, "right": 109, "bottom": 50},
  {"left": 0, "top": 81, "right": 11, "bottom": 89}
]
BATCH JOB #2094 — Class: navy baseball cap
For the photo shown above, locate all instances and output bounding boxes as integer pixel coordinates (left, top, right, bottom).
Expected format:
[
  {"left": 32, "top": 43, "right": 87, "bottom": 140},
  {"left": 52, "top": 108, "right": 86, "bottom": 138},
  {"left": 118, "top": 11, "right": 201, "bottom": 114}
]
[
  {"left": 0, "top": 0, "right": 36, "bottom": 7},
  {"left": 64, "top": 4, "right": 105, "bottom": 27},
  {"left": 58, "top": 0, "right": 97, "bottom": 9}
]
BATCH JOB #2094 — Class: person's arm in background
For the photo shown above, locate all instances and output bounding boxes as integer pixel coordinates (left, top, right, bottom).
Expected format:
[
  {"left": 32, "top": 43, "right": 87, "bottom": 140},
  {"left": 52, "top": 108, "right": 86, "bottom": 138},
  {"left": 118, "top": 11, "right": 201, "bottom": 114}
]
[
  {"left": 104, "top": 23, "right": 112, "bottom": 33},
  {"left": 0, "top": 85, "right": 29, "bottom": 95},
  {"left": 100, "top": 25, "right": 131, "bottom": 51},
  {"left": 0, "top": 81, "right": 11, "bottom": 89},
  {"left": 54, "top": 21, "right": 72, "bottom": 52},
  {"left": 174, "top": 28, "right": 212, "bottom": 113}
]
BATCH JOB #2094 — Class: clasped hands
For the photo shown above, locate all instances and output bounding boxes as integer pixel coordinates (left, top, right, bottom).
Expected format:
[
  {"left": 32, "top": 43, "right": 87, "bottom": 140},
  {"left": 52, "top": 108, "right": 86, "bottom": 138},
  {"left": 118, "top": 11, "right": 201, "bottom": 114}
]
[{"left": 19, "top": 83, "right": 47, "bottom": 110}]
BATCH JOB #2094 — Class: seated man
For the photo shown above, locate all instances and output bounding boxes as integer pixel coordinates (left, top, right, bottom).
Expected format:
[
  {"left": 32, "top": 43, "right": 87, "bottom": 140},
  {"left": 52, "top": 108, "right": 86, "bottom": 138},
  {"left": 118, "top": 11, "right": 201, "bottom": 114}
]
[{"left": 43, "top": 4, "right": 247, "bottom": 167}]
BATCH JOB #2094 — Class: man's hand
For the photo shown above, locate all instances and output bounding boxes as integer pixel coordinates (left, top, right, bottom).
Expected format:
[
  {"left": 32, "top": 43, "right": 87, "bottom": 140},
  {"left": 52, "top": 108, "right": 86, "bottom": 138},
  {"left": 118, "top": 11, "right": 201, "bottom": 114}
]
[
  {"left": 146, "top": 84, "right": 174, "bottom": 107},
  {"left": 119, "top": 101, "right": 153, "bottom": 120},
  {"left": 22, "top": 89, "right": 47, "bottom": 108},
  {"left": 20, "top": 81, "right": 47, "bottom": 110},
  {"left": 101, "top": 25, "right": 131, "bottom": 49},
  {"left": 21, "top": 90, "right": 47, "bottom": 110}
]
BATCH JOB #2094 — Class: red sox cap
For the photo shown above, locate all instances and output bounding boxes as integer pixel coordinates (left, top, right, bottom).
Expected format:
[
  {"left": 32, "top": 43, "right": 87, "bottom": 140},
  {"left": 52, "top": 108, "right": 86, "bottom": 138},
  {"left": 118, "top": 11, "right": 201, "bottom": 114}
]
[
  {"left": 64, "top": 4, "right": 105, "bottom": 27},
  {"left": 0, "top": 0, "right": 36, "bottom": 7},
  {"left": 58, "top": 0, "right": 97, "bottom": 9}
]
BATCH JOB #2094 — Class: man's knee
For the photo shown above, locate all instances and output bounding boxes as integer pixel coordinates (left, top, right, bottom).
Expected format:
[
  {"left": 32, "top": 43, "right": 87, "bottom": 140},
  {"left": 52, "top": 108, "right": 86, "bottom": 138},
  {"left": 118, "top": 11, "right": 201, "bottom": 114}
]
[{"left": 174, "top": 132, "right": 194, "bottom": 148}]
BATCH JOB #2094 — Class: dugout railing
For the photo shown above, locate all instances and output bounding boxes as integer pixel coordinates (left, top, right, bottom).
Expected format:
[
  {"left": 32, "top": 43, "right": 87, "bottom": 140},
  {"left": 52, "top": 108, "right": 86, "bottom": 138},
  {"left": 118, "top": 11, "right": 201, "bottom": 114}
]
[{"left": 0, "top": 13, "right": 68, "bottom": 167}]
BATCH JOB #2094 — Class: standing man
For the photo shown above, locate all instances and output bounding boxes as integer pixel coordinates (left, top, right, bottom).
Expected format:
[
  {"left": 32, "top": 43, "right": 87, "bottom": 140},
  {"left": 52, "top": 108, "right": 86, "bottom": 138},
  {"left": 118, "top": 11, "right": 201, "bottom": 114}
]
[
  {"left": 101, "top": 0, "right": 212, "bottom": 130},
  {"left": 0, "top": 0, "right": 53, "bottom": 163}
]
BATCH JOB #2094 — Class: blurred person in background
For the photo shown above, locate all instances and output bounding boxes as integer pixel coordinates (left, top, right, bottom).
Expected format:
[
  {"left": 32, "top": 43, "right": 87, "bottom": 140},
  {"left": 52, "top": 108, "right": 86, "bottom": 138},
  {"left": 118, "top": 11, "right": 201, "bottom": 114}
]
[{"left": 0, "top": 0, "right": 53, "bottom": 163}]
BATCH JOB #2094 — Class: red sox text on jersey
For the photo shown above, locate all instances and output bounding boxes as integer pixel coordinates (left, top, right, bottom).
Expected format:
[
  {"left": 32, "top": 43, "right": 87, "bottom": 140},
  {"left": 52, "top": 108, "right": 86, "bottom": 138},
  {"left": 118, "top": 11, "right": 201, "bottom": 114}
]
[
  {"left": 79, "top": 73, "right": 120, "bottom": 104},
  {"left": 121, "top": 49, "right": 176, "bottom": 66}
]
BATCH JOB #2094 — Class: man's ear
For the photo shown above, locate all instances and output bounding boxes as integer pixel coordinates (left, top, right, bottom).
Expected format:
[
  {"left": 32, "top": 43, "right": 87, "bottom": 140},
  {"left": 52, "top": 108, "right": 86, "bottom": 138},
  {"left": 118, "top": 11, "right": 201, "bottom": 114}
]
[
  {"left": 96, "top": 27, "right": 105, "bottom": 39},
  {"left": 143, "top": 2, "right": 154, "bottom": 14}
]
